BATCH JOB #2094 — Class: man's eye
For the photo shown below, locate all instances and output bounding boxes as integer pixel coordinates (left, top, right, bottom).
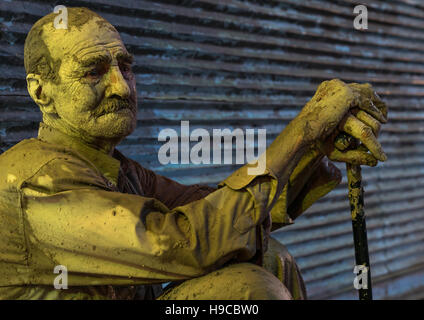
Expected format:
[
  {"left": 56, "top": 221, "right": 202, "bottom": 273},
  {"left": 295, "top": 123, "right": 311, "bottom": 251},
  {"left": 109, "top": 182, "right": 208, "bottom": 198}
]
[
  {"left": 85, "top": 64, "right": 108, "bottom": 79},
  {"left": 120, "top": 63, "right": 132, "bottom": 74},
  {"left": 86, "top": 69, "right": 99, "bottom": 78}
]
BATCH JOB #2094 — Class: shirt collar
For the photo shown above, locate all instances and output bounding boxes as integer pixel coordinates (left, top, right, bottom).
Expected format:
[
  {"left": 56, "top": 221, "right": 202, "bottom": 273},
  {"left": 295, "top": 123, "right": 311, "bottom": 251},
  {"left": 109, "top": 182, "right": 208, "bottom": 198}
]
[{"left": 37, "top": 122, "right": 121, "bottom": 186}]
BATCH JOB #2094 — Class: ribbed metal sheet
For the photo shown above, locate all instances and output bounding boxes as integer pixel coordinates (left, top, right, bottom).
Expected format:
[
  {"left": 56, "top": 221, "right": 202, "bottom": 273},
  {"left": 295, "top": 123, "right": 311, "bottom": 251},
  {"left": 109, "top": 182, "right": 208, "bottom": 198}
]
[{"left": 1, "top": 0, "right": 423, "bottom": 299}]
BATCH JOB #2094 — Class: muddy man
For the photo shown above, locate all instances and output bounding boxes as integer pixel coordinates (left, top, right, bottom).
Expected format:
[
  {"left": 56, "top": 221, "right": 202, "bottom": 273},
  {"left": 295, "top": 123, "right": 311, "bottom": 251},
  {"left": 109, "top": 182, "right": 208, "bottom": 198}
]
[{"left": 0, "top": 7, "right": 387, "bottom": 299}]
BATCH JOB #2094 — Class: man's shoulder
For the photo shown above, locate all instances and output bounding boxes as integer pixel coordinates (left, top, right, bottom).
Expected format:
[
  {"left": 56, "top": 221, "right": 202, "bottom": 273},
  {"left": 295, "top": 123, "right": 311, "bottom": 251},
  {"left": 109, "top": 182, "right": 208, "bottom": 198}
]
[
  {"left": 0, "top": 138, "right": 90, "bottom": 188},
  {"left": 1, "top": 137, "right": 74, "bottom": 164}
]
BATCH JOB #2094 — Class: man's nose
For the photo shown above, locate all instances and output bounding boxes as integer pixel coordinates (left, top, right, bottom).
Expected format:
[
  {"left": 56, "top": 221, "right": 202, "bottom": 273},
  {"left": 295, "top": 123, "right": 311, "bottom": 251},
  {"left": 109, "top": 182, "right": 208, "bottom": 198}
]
[{"left": 105, "top": 65, "right": 131, "bottom": 99}]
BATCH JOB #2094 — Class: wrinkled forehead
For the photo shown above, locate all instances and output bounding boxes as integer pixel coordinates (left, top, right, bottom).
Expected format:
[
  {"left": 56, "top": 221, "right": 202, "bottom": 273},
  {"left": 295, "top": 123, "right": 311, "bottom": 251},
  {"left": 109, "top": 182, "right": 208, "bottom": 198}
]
[{"left": 43, "top": 18, "right": 127, "bottom": 64}]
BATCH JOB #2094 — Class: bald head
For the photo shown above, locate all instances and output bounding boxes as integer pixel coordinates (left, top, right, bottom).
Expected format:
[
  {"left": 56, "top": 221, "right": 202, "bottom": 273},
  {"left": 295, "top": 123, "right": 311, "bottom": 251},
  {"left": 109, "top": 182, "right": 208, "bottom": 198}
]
[{"left": 24, "top": 7, "right": 117, "bottom": 83}]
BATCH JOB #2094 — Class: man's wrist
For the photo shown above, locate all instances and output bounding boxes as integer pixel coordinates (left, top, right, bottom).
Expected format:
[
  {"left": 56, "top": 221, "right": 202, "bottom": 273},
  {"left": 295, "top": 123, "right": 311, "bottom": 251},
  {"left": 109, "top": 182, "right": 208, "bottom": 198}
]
[{"left": 293, "top": 104, "right": 323, "bottom": 148}]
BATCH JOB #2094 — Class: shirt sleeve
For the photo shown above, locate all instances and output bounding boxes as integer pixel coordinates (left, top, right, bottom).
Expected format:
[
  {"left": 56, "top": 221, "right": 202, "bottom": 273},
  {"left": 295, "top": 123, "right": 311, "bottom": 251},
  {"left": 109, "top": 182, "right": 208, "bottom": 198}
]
[
  {"left": 21, "top": 155, "right": 279, "bottom": 287},
  {"left": 218, "top": 150, "right": 342, "bottom": 230}
]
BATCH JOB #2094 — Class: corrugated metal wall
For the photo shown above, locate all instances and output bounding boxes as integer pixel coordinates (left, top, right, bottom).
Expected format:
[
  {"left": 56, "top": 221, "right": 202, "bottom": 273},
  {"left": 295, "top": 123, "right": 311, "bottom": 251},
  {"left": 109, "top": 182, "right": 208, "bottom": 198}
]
[{"left": 1, "top": 0, "right": 423, "bottom": 299}]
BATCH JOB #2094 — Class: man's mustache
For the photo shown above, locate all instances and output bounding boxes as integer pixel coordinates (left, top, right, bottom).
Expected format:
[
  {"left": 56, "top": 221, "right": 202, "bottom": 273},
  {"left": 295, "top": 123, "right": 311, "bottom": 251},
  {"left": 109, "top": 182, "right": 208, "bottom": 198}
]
[{"left": 94, "top": 97, "right": 136, "bottom": 117}]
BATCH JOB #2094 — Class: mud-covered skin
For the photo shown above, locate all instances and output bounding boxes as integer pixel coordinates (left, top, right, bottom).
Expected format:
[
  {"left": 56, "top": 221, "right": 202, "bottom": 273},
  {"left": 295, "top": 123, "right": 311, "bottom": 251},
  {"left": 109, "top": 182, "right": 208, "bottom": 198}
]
[
  {"left": 297, "top": 80, "right": 388, "bottom": 167},
  {"left": 24, "top": 8, "right": 107, "bottom": 83},
  {"left": 245, "top": 79, "right": 388, "bottom": 208},
  {"left": 25, "top": 9, "right": 137, "bottom": 155}
]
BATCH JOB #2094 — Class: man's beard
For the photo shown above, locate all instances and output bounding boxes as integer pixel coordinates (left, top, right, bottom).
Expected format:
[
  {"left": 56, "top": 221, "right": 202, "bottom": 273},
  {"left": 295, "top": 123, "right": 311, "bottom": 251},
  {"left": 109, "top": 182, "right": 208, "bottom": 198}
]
[{"left": 93, "top": 96, "right": 136, "bottom": 118}]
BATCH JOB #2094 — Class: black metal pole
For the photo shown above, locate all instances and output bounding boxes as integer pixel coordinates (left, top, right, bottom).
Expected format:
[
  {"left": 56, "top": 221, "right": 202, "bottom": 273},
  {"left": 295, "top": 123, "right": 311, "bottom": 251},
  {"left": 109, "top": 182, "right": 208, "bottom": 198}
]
[{"left": 346, "top": 163, "right": 373, "bottom": 300}]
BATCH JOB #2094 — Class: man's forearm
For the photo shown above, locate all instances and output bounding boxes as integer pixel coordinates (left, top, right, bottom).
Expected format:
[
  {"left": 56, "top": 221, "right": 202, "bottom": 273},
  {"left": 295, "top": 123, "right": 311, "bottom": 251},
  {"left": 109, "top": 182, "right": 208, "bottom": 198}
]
[
  {"left": 265, "top": 111, "right": 316, "bottom": 185},
  {"left": 284, "top": 147, "right": 324, "bottom": 207},
  {"left": 221, "top": 114, "right": 314, "bottom": 203}
]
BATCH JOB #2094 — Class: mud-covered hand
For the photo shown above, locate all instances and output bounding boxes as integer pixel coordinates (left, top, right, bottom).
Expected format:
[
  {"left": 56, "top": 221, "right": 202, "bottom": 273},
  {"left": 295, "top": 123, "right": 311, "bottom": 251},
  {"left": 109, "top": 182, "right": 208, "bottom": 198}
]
[{"left": 298, "top": 79, "right": 388, "bottom": 166}]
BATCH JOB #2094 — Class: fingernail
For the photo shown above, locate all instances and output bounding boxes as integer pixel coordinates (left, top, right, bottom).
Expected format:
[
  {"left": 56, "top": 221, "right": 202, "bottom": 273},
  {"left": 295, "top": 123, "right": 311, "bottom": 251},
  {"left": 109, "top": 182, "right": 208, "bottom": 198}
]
[{"left": 367, "top": 158, "right": 377, "bottom": 167}]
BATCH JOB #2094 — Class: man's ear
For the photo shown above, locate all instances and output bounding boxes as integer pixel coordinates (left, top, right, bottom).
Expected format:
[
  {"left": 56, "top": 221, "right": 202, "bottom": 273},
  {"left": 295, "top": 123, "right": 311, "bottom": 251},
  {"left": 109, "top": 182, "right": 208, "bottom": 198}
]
[{"left": 26, "top": 73, "right": 56, "bottom": 113}]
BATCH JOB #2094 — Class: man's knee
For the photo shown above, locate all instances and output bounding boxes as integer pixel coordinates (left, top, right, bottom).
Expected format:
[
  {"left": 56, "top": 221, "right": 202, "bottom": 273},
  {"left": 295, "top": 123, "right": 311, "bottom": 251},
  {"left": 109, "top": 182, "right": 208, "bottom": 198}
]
[
  {"left": 227, "top": 263, "right": 293, "bottom": 300},
  {"left": 263, "top": 237, "right": 307, "bottom": 300},
  {"left": 157, "top": 262, "right": 293, "bottom": 300}
]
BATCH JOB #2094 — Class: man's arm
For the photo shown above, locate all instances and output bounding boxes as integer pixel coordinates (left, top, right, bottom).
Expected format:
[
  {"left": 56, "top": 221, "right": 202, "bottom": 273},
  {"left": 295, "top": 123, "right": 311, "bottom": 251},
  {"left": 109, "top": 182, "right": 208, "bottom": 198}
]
[
  {"left": 219, "top": 80, "right": 387, "bottom": 230},
  {"left": 131, "top": 149, "right": 340, "bottom": 231},
  {"left": 269, "top": 150, "right": 341, "bottom": 230},
  {"left": 21, "top": 154, "right": 284, "bottom": 287},
  {"left": 130, "top": 81, "right": 386, "bottom": 232}
]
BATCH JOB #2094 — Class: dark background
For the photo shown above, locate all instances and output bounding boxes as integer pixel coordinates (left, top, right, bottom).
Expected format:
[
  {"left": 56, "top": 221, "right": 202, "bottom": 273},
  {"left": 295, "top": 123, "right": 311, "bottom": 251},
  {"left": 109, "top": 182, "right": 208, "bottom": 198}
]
[{"left": 1, "top": 0, "right": 423, "bottom": 299}]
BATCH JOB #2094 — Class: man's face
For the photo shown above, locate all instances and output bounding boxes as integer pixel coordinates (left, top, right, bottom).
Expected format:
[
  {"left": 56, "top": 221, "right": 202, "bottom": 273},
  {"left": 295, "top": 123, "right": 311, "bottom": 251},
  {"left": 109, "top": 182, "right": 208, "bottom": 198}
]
[{"left": 44, "top": 18, "right": 137, "bottom": 140}]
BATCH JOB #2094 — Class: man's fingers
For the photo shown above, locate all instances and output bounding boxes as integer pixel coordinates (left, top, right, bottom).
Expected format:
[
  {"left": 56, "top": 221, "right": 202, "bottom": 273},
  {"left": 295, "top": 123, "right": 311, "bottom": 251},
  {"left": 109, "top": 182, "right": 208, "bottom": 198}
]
[
  {"left": 340, "top": 114, "right": 387, "bottom": 161},
  {"left": 348, "top": 83, "right": 388, "bottom": 123},
  {"left": 334, "top": 133, "right": 354, "bottom": 151},
  {"left": 355, "top": 110, "right": 381, "bottom": 136},
  {"left": 371, "top": 91, "right": 388, "bottom": 119},
  {"left": 328, "top": 148, "right": 378, "bottom": 167},
  {"left": 330, "top": 133, "right": 379, "bottom": 166},
  {"left": 357, "top": 99, "right": 387, "bottom": 124}
]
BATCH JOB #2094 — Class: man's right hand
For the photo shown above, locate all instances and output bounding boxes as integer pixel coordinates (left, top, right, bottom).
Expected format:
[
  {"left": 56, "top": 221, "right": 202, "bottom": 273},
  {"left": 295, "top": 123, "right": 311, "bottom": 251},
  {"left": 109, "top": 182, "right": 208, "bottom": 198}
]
[{"left": 296, "top": 79, "right": 388, "bottom": 166}]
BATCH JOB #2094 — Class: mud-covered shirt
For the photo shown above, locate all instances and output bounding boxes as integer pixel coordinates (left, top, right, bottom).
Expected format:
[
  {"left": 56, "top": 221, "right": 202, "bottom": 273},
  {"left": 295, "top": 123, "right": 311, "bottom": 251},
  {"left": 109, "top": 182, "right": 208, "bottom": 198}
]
[{"left": 0, "top": 122, "right": 340, "bottom": 299}]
